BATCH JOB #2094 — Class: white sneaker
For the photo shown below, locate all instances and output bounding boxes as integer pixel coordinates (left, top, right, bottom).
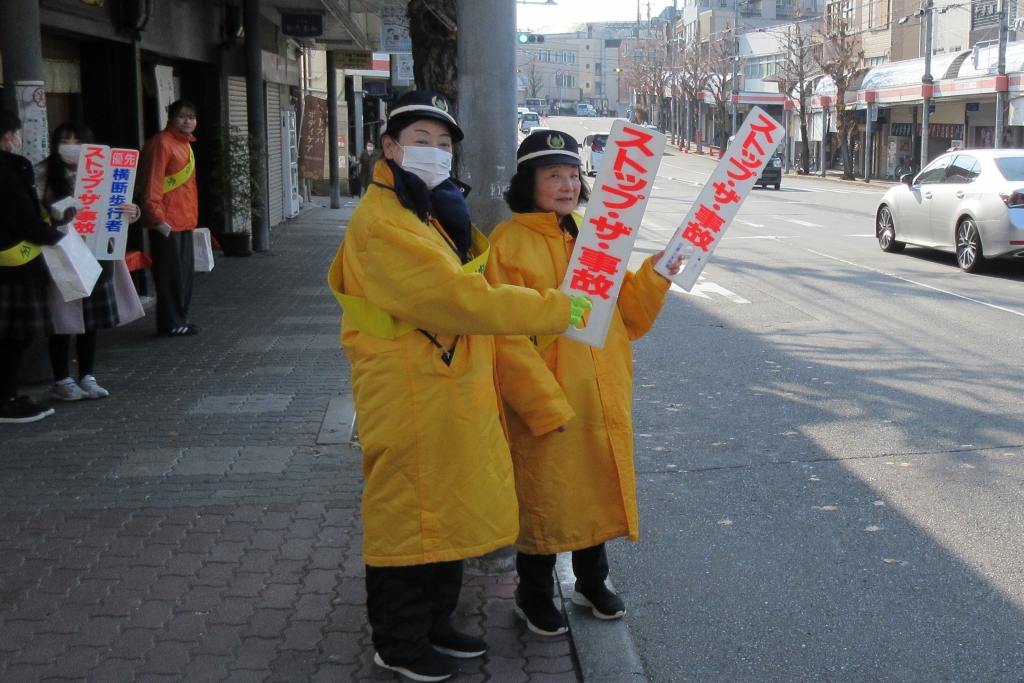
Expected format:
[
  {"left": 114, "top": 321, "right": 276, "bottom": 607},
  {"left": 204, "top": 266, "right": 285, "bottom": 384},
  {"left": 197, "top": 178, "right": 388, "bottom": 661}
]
[
  {"left": 78, "top": 375, "right": 109, "bottom": 399},
  {"left": 50, "top": 377, "right": 89, "bottom": 401}
]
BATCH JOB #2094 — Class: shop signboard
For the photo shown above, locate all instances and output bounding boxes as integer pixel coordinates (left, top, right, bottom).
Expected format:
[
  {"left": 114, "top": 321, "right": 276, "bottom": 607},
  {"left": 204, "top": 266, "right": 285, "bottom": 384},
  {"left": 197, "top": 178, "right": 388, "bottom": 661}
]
[
  {"left": 380, "top": 4, "right": 412, "bottom": 53},
  {"left": 281, "top": 13, "right": 323, "bottom": 38}
]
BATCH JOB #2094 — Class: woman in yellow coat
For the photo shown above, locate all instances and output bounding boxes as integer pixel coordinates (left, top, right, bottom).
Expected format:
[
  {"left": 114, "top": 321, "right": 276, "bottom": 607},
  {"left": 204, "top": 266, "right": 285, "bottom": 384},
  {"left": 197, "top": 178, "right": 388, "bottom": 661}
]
[
  {"left": 486, "top": 130, "right": 680, "bottom": 637},
  {"left": 328, "top": 93, "right": 591, "bottom": 682}
]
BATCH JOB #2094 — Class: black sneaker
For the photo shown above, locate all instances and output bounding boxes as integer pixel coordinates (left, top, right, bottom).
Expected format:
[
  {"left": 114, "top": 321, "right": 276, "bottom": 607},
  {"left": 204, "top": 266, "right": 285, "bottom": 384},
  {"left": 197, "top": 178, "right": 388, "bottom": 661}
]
[
  {"left": 514, "top": 590, "right": 568, "bottom": 636},
  {"left": 373, "top": 650, "right": 457, "bottom": 682},
  {"left": 571, "top": 582, "right": 626, "bottom": 620},
  {"left": 0, "top": 396, "right": 55, "bottom": 424},
  {"left": 429, "top": 623, "right": 487, "bottom": 658}
]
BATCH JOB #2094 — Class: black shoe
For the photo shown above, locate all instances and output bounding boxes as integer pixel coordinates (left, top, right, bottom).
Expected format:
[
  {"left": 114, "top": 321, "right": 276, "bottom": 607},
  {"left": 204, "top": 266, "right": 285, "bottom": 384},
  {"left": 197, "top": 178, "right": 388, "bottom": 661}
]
[
  {"left": 373, "top": 650, "right": 457, "bottom": 682},
  {"left": 571, "top": 582, "right": 626, "bottom": 619},
  {"left": 429, "top": 623, "right": 487, "bottom": 658},
  {"left": 159, "top": 323, "right": 201, "bottom": 337},
  {"left": 0, "top": 396, "right": 55, "bottom": 424},
  {"left": 514, "top": 590, "right": 568, "bottom": 636}
]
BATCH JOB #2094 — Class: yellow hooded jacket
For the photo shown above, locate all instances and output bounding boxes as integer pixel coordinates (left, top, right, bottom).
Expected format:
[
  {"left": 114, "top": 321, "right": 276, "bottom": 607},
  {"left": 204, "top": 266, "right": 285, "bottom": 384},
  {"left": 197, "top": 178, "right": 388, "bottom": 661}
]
[
  {"left": 329, "top": 162, "right": 573, "bottom": 567},
  {"left": 486, "top": 212, "right": 670, "bottom": 555}
]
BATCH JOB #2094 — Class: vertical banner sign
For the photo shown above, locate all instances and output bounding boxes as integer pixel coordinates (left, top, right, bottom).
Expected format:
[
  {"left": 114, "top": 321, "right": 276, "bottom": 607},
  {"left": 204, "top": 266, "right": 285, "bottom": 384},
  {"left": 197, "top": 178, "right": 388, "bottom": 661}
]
[
  {"left": 560, "top": 120, "right": 666, "bottom": 348},
  {"left": 298, "top": 95, "right": 327, "bottom": 180},
  {"left": 380, "top": 4, "right": 412, "bottom": 53},
  {"left": 656, "top": 106, "right": 782, "bottom": 290},
  {"left": 15, "top": 82, "right": 49, "bottom": 165},
  {"left": 72, "top": 145, "right": 139, "bottom": 261}
]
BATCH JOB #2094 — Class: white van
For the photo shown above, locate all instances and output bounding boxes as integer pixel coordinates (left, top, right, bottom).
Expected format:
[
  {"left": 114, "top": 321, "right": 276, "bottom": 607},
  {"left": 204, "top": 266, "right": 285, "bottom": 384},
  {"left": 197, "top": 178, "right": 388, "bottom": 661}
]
[{"left": 576, "top": 103, "right": 597, "bottom": 117}]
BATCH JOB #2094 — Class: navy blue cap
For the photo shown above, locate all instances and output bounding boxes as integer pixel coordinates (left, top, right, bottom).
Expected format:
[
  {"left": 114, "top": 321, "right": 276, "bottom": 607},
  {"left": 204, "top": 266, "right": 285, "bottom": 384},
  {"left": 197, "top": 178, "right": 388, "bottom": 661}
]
[
  {"left": 516, "top": 130, "right": 581, "bottom": 168},
  {"left": 385, "top": 90, "right": 464, "bottom": 142}
]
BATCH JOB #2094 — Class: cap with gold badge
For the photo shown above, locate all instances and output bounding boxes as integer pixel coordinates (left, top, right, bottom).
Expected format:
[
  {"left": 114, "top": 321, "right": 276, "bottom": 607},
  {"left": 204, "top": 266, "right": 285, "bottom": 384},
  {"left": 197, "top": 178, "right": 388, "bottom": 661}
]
[
  {"left": 384, "top": 90, "right": 464, "bottom": 142},
  {"left": 516, "top": 130, "right": 582, "bottom": 168}
]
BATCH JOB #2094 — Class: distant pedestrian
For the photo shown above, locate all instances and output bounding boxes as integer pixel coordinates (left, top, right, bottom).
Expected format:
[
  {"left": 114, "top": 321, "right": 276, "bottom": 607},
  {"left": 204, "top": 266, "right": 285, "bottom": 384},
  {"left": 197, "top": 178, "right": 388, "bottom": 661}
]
[
  {"left": 138, "top": 100, "right": 201, "bottom": 336},
  {"left": 487, "top": 130, "right": 682, "bottom": 636},
  {"left": 35, "top": 123, "right": 143, "bottom": 402},
  {"left": 357, "top": 140, "right": 376, "bottom": 195},
  {"left": 0, "top": 109, "right": 65, "bottom": 424},
  {"left": 328, "top": 91, "right": 590, "bottom": 682}
]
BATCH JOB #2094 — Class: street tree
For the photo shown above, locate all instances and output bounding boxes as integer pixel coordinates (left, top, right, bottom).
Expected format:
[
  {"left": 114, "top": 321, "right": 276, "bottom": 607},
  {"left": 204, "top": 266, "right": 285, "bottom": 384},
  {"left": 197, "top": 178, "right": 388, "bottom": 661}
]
[
  {"left": 706, "top": 32, "right": 735, "bottom": 147},
  {"left": 814, "top": 1, "right": 865, "bottom": 179},
  {"left": 624, "top": 32, "right": 670, "bottom": 126},
  {"left": 521, "top": 59, "right": 545, "bottom": 100},
  {"left": 407, "top": 0, "right": 458, "bottom": 107},
  {"left": 772, "top": 19, "right": 821, "bottom": 174},
  {"left": 679, "top": 40, "right": 710, "bottom": 141}
]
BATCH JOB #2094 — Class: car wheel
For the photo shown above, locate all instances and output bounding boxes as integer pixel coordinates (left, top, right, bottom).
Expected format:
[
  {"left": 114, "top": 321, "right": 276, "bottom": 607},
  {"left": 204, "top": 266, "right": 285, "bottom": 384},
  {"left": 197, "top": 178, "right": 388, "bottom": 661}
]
[
  {"left": 877, "top": 206, "right": 905, "bottom": 253},
  {"left": 956, "top": 217, "right": 984, "bottom": 273},
  {"left": 774, "top": 183, "right": 780, "bottom": 190}
]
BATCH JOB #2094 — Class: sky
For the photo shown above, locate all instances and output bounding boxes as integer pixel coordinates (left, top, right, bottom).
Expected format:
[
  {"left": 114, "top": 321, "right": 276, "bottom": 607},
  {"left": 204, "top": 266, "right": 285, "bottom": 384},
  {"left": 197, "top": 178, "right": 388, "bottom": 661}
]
[{"left": 516, "top": 0, "right": 672, "bottom": 32}]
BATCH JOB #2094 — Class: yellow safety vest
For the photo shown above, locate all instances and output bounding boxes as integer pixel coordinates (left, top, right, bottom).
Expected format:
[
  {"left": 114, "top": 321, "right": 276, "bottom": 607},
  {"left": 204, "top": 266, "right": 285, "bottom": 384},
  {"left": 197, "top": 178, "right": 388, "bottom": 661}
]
[
  {"left": 0, "top": 241, "right": 41, "bottom": 267},
  {"left": 163, "top": 146, "right": 195, "bottom": 193},
  {"left": 330, "top": 225, "right": 490, "bottom": 340}
]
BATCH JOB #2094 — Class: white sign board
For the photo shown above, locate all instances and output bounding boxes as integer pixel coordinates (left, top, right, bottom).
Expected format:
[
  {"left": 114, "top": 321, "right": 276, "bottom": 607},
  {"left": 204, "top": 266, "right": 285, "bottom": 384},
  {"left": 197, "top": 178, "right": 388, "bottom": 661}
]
[
  {"left": 72, "top": 145, "right": 140, "bottom": 261},
  {"left": 656, "top": 107, "right": 782, "bottom": 290},
  {"left": 15, "top": 81, "right": 49, "bottom": 165},
  {"left": 560, "top": 120, "right": 666, "bottom": 348}
]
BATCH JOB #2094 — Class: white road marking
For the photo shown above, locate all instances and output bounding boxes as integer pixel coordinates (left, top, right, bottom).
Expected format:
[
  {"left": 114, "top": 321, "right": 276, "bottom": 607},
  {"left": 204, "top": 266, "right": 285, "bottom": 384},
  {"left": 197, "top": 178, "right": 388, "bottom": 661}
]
[
  {"left": 770, "top": 215, "right": 823, "bottom": 227},
  {"left": 734, "top": 235, "right": 789, "bottom": 239},
  {"left": 736, "top": 220, "right": 766, "bottom": 228},
  {"left": 804, "top": 249, "right": 1024, "bottom": 318},
  {"left": 670, "top": 280, "right": 751, "bottom": 304}
]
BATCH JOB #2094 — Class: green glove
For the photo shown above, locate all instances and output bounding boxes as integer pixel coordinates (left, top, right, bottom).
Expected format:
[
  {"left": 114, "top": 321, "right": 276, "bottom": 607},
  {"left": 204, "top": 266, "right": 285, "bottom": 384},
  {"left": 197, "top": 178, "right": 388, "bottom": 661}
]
[{"left": 568, "top": 296, "right": 593, "bottom": 328}]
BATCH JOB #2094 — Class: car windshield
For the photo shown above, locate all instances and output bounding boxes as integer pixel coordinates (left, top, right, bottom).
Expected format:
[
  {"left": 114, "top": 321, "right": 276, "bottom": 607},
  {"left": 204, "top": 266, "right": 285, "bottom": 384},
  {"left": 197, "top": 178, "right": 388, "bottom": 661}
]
[
  {"left": 994, "top": 156, "right": 1024, "bottom": 181},
  {"left": 593, "top": 135, "right": 608, "bottom": 146}
]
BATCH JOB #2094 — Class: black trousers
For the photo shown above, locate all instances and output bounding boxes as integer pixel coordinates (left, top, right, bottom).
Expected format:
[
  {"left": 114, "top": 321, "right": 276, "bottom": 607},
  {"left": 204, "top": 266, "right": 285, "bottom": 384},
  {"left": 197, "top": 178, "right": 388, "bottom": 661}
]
[
  {"left": 0, "top": 338, "right": 32, "bottom": 400},
  {"left": 365, "top": 560, "right": 463, "bottom": 663},
  {"left": 516, "top": 543, "right": 609, "bottom": 600},
  {"left": 49, "top": 331, "right": 98, "bottom": 380},
  {"left": 149, "top": 230, "right": 194, "bottom": 333}
]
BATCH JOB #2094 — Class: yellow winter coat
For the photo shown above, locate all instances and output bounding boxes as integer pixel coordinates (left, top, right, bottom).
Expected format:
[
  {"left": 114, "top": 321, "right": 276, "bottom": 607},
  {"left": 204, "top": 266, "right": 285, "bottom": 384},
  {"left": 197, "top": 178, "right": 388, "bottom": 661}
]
[
  {"left": 486, "top": 212, "right": 670, "bottom": 555},
  {"left": 328, "top": 162, "right": 573, "bottom": 567}
]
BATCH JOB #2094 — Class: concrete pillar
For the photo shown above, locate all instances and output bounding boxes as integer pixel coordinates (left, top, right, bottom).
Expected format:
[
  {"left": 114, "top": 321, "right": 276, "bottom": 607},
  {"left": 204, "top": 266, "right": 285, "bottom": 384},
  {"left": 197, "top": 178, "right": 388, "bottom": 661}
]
[
  {"left": 863, "top": 103, "right": 873, "bottom": 182},
  {"left": 326, "top": 51, "right": 341, "bottom": 209},
  {"left": 243, "top": 0, "right": 270, "bottom": 252},
  {"left": 0, "top": 0, "right": 48, "bottom": 164},
  {"left": 353, "top": 76, "right": 364, "bottom": 159},
  {"left": 457, "top": 0, "right": 517, "bottom": 235}
]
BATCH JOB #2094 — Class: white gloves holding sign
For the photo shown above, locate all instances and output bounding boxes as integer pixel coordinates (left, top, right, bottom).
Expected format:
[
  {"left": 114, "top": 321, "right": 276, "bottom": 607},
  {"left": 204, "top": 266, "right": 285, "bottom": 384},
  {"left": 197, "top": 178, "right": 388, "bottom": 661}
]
[{"left": 155, "top": 222, "right": 173, "bottom": 237}]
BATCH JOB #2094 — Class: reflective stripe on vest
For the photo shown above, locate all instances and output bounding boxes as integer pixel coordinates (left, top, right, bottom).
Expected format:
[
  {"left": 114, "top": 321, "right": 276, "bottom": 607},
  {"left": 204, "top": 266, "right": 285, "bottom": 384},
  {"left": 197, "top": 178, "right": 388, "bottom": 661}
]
[
  {"left": 329, "top": 227, "right": 490, "bottom": 340},
  {"left": 163, "top": 146, "right": 195, "bottom": 193},
  {"left": 0, "top": 241, "right": 41, "bottom": 267}
]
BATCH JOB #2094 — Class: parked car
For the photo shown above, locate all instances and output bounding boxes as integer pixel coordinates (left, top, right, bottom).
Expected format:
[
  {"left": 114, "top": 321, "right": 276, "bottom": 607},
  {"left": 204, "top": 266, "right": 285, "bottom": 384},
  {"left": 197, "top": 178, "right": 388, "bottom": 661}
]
[
  {"left": 576, "top": 103, "right": 598, "bottom": 117},
  {"left": 875, "top": 149, "right": 1024, "bottom": 273},
  {"left": 517, "top": 106, "right": 531, "bottom": 122},
  {"left": 581, "top": 132, "right": 609, "bottom": 176},
  {"left": 520, "top": 112, "right": 541, "bottom": 133}
]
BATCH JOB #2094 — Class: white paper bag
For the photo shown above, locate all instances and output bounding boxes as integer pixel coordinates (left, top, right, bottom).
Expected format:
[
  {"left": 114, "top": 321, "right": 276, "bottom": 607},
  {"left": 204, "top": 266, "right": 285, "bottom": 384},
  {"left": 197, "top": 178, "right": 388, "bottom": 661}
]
[
  {"left": 193, "top": 228, "right": 214, "bottom": 273},
  {"left": 112, "top": 259, "right": 145, "bottom": 325},
  {"left": 41, "top": 233, "right": 102, "bottom": 302}
]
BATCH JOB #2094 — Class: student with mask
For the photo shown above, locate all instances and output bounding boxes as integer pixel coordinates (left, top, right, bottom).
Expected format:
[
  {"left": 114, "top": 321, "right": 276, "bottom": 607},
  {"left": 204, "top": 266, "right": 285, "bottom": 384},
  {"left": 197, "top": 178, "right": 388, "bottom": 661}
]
[
  {"left": 34, "top": 123, "right": 143, "bottom": 401},
  {"left": 0, "top": 109, "right": 65, "bottom": 423},
  {"left": 328, "top": 91, "right": 591, "bottom": 682}
]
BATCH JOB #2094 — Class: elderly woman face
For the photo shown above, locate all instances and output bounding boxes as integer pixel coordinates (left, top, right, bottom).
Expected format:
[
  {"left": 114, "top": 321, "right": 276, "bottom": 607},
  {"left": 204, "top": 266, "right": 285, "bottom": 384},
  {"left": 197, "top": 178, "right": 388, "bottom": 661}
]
[
  {"left": 382, "top": 119, "right": 453, "bottom": 166},
  {"left": 533, "top": 164, "right": 581, "bottom": 220}
]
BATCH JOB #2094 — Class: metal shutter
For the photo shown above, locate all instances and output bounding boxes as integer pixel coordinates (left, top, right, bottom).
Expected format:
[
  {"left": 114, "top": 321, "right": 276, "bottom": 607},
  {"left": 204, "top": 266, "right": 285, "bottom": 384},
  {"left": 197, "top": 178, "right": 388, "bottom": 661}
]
[
  {"left": 266, "top": 83, "right": 284, "bottom": 227},
  {"left": 227, "top": 77, "right": 248, "bottom": 133}
]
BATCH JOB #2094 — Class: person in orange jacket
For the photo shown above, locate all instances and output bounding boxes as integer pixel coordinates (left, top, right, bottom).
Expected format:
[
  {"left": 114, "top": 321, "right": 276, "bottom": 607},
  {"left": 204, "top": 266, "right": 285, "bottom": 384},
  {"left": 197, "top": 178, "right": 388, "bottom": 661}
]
[
  {"left": 486, "top": 130, "right": 682, "bottom": 637},
  {"left": 138, "top": 100, "right": 200, "bottom": 337}
]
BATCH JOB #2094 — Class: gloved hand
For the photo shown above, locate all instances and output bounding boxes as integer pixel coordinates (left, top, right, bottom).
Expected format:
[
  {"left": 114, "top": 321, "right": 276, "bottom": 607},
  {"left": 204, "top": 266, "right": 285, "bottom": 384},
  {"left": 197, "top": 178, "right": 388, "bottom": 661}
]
[
  {"left": 568, "top": 295, "right": 592, "bottom": 329},
  {"left": 155, "top": 222, "right": 173, "bottom": 237}
]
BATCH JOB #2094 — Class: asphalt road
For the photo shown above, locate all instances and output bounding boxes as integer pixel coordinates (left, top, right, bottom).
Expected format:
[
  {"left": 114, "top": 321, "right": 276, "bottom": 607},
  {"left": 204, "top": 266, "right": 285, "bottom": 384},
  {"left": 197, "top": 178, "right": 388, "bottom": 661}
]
[{"left": 541, "top": 117, "right": 1024, "bottom": 681}]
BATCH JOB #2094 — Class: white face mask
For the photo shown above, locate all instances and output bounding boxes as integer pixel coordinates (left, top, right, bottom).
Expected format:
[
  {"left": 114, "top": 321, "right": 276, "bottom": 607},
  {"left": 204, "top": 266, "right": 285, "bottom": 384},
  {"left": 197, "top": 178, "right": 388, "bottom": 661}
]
[
  {"left": 366, "top": 146, "right": 374, "bottom": 153},
  {"left": 397, "top": 143, "right": 453, "bottom": 189},
  {"left": 59, "top": 144, "right": 81, "bottom": 164}
]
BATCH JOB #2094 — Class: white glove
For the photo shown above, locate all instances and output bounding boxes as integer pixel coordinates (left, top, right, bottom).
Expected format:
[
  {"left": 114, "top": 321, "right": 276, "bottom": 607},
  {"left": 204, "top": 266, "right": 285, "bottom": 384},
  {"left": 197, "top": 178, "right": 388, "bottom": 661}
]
[{"left": 155, "top": 222, "right": 172, "bottom": 237}]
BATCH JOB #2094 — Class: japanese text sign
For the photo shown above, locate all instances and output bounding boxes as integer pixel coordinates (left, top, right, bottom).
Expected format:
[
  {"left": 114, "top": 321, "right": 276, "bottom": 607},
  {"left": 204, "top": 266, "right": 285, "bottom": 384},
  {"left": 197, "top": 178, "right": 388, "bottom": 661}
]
[
  {"left": 72, "top": 145, "right": 139, "bottom": 261},
  {"left": 560, "top": 120, "right": 666, "bottom": 348},
  {"left": 656, "top": 107, "right": 782, "bottom": 290}
]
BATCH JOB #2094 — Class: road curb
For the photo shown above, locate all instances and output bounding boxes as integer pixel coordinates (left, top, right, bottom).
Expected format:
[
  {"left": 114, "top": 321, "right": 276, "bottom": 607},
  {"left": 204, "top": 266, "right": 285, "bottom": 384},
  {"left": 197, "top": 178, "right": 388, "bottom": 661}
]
[{"left": 556, "top": 553, "right": 648, "bottom": 683}]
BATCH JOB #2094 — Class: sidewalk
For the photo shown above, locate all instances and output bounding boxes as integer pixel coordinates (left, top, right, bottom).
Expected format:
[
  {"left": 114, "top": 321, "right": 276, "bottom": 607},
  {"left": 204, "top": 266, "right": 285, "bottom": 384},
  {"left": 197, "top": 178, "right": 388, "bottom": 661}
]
[{"left": 0, "top": 203, "right": 578, "bottom": 683}]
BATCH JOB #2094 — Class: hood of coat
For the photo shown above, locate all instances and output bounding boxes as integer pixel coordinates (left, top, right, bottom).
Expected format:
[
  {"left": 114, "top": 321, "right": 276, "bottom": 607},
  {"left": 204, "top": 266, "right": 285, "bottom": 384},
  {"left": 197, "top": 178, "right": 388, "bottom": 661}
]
[{"left": 511, "top": 212, "right": 567, "bottom": 239}]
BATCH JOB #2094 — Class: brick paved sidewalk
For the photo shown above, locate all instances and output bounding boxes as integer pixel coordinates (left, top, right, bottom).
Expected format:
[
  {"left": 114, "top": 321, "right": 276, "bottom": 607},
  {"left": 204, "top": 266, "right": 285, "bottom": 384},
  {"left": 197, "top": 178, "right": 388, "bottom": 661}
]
[{"left": 0, "top": 206, "right": 580, "bottom": 683}]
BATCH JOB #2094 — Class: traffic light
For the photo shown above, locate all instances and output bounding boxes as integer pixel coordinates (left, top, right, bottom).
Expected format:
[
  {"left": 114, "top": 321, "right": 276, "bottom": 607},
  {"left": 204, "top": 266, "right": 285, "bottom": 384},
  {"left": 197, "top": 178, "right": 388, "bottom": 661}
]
[
  {"left": 614, "top": 67, "right": 622, "bottom": 73},
  {"left": 517, "top": 32, "right": 545, "bottom": 44}
]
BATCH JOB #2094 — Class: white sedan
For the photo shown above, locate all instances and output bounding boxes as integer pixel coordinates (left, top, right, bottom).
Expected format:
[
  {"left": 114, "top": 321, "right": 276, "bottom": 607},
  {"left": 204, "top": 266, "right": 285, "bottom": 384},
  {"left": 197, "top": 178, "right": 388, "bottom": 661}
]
[{"left": 876, "top": 149, "right": 1024, "bottom": 273}]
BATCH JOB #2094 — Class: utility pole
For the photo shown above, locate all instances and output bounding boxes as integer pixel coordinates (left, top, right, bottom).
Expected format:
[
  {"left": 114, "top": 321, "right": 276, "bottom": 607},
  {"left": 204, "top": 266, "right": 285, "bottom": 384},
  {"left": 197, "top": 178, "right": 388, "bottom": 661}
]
[
  {"left": 0, "top": 0, "right": 48, "bottom": 165},
  {"left": 243, "top": 0, "right": 269, "bottom": 252},
  {"left": 457, "top": 0, "right": 517, "bottom": 235},
  {"left": 996, "top": 0, "right": 1008, "bottom": 148},
  {"left": 326, "top": 51, "right": 341, "bottom": 209},
  {"left": 920, "top": 0, "right": 933, "bottom": 170},
  {"left": 731, "top": 0, "right": 739, "bottom": 135},
  {"left": 670, "top": 0, "right": 678, "bottom": 144}
]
